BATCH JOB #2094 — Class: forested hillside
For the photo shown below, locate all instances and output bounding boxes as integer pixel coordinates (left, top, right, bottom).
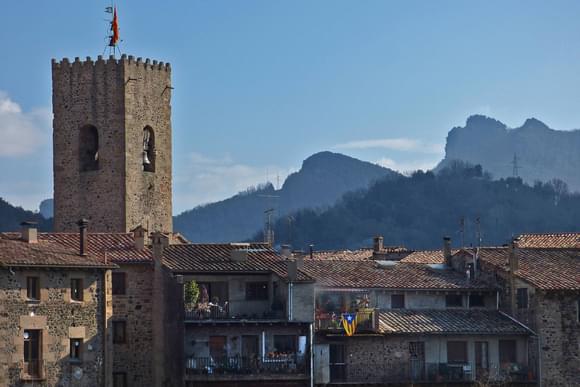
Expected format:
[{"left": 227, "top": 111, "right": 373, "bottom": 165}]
[
  {"left": 0, "top": 198, "right": 51, "bottom": 232},
  {"left": 262, "top": 163, "right": 580, "bottom": 250},
  {"left": 174, "top": 152, "right": 398, "bottom": 242}
]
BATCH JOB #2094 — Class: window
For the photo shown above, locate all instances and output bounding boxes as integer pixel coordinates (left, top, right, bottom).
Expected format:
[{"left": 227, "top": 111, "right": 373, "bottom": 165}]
[
  {"left": 79, "top": 125, "right": 99, "bottom": 172},
  {"left": 447, "top": 341, "right": 468, "bottom": 364},
  {"left": 113, "top": 372, "right": 127, "bottom": 387},
  {"left": 69, "top": 338, "right": 82, "bottom": 362},
  {"left": 516, "top": 288, "right": 528, "bottom": 309},
  {"left": 273, "top": 335, "right": 297, "bottom": 353},
  {"left": 246, "top": 282, "right": 269, "bottom": 301},
  {"left": 70, "top": 279, "right": 83, "bottom": 302},
  {"left": 475, "top": 341, "right": 489, "bottom": 369},
  {"left": 446, "top": 294, "right": 463, "bottom": 308},
  {"left": 391, "top": 294, "right": 405, "bottom": 309},
  {"left": 143, "top": 126, "right": 155, "bottom": 172},
  {"left": 26, "top": 277, "right": 40, "bottom": 301},
  {"left": 469, "top": 294, "right": 485, "bottom": 307},
  {"left": 112, "top": 272, "right": 126, "bottom": 295},
  {"left": 499, "top": 340, "right": 517, "bottom": 364},
  {"left": 577, "top": 299, "right": 580, "bottom": 322},
  {"left": 112, "top": 321, "right": 126, "bottom": 344},
  {"left": 23, "top": 329, "right": 42, "bottom": 378}
]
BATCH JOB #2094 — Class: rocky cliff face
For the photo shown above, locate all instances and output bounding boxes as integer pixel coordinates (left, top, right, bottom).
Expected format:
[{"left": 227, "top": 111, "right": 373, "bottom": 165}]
[{"left": 437, "top": 115, "right": 580, "bottom": 191}]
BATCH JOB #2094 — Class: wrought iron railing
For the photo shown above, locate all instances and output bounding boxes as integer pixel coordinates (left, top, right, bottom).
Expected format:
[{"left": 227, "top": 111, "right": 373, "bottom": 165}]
[
  {"left": 185, "top": 354, "right": 307, "bottom": 376},
  {"left": 399, "top": 360, "right": 535, "bottom": 383},
  {"left": 315, "top": 309, "right": 377, "bottom": 332}
]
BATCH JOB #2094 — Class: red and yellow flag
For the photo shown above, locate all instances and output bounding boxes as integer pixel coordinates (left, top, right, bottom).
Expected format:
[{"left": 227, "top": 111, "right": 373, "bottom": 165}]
[{"left": 109, "top": 7, "right": 119, "bottom": 46}]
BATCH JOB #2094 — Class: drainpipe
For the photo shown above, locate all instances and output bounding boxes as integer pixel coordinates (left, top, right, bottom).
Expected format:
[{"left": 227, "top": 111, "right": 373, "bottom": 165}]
[
  {"left": 309, "top": 322, "right": 314, "bottom": 387},
  {"left": 288, "top": 282, "right": 294, "bottom": 321}
]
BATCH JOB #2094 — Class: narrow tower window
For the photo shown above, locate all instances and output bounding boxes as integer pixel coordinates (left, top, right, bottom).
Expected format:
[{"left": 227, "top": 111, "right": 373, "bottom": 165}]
[
  {"left": 79, "top": 125, "right": 99, "bottom": 172},
  {"left": 143, "top": 126, "right": 155, "bottom": 172}
]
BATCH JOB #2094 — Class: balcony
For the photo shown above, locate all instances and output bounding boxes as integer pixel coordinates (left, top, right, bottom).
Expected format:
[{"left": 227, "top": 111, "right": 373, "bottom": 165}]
[
  {"left": 385, "top": 360, "right": 536, "bottom": 383},
  {"left": 184, "top": 302, "right": 287, "bottom": 321},
  {"left": 185, "top": 355, "right": 308, "bottom": 380},
  {"left": 315, "top": 309, "right": 378, "bottom": 333}
]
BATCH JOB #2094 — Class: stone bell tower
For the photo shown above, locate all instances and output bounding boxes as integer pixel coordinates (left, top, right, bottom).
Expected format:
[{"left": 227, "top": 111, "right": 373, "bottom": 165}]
[{"left": 52, "top": 54, "right": 173, "bottom": 233}]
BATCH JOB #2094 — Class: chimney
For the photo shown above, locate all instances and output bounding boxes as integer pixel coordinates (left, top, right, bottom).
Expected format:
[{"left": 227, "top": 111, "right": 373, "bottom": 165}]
[
  {"left": 151, "top": 232, "right": 169, "bottom": 262},
  {"left": 443, "top": 236, "right": 452, "bottom": 267},
  {"left": 508, "top": 238, "right": 519, "bottom": 314},
  {"left": 509, "top": 238, "right": 519, "bottom": 272},
  {"left": 309, "top": 244, "right": 314, "bottom": 260},
  {"left": 77, "top": 219, "right": 89, "bottom": 256},
  {"left": 131, "top": 225, "right": 148, "bottom": 250},
  {"left": 295, "top": 251, "right": 304, "bottom": 269},
  {"left": 281, "top": 244, "right": 292, "bottom": 259},
  {"left": 287, "top": 259, "right": 298, "bottom": 282},
  {"left": 230, "top": 243, "right": 250, "bottom": 262},
  {"left": 20, "top": 221, "right": 38, "bottom": 244},
  {"left": 373, "top": 236, "right": 384, "bottom": 253}
]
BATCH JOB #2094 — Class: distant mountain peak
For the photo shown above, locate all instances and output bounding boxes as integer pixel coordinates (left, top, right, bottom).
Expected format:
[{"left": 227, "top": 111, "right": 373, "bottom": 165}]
[
  {"left": 519, "top": 117, "right": 549, "bottom": 131},
  {"left": 464, "top": 115, "right": 507, "bottom": 130}
]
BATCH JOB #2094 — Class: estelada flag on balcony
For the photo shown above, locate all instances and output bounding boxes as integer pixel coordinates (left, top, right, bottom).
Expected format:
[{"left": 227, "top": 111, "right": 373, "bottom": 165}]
[
  {"left": 109, "top": 7, "right": 120, "bottom": 46},
  {"left": 342, "top": 313, "right": 357, "bottom": 336}
]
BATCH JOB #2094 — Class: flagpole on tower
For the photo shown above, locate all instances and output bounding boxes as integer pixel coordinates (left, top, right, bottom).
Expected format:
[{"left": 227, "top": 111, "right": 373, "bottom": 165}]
[{"left": 104, "top": 3, "right": 120, "bottom": 57}]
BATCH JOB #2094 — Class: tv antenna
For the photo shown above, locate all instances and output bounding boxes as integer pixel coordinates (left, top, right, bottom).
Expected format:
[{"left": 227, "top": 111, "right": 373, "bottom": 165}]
[{"left": 264, "top": 208, "right": 275, "bottom": 246}]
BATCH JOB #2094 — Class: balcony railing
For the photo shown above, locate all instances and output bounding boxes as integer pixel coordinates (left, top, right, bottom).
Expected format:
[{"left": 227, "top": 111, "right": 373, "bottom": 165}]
[
  {"left": 388, "top": 360, "right": 536, "bottom": 383},
  {"left": 315, "top": 309, "right": 378, "bottom": 333},
  {"left": 184, "top": 302, "right": 287, "bottom": 321},
  {"left": 20, "top": 360, "right": 44, "bottom": 381},
  {"left": 185, "top": 303, "right": 230, "bottom": 320},
  {"left": 185, "top": 355, "right": 307, "bottom": 376}
]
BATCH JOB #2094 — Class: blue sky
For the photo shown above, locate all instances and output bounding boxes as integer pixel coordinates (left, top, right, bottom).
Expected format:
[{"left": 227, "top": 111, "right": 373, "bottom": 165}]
[{"left": 1, "top": 1, "right": 580, "bottom": 213}]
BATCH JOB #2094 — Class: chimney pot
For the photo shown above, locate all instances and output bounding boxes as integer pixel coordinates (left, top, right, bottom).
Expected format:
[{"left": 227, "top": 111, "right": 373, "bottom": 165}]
[
  {"left": 132, "top": 225, "right": 148, "bottom": 250},
  {"left": 20, "top": 221, "right": 38, "bottom": 243},
  {"left": 77, "top": 219, "right": 89, "bottom": 256}
]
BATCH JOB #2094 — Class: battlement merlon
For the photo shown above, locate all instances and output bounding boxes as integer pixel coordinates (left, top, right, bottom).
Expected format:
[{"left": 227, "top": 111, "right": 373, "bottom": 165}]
[{"left": 51, "top": 54, "right": 171, "bottom": 72}]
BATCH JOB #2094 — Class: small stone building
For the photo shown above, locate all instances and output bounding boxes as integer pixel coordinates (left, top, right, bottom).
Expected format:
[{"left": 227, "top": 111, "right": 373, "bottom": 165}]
[
  {"left": 452, "top": 237, "right": 580, "bottom": 387},
  {"left": 301, "top": 247, "right": 535, "bottom": 385},
  {"left": 0, "top": 225, "right": 115, "bottom": 387}
]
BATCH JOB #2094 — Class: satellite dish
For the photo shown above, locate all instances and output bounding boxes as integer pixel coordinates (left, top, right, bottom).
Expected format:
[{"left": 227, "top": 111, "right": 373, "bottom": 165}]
[{"left": 73, "top": 367, "right": 83, "bottom": 380}]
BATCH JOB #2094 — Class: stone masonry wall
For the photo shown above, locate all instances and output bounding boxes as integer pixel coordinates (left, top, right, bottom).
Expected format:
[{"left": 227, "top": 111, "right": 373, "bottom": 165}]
[
  {"left": 536, "top": 290, "right": 580, "bottom": 386},
  {"left": 0, "top": 267, "right": 109, "bottom": 387},
  {"left": 111, "top": 263, "right": 154, "bottom": 387},
  {"left": 52, "top": 55, "right": 172, "bottom": 233}
]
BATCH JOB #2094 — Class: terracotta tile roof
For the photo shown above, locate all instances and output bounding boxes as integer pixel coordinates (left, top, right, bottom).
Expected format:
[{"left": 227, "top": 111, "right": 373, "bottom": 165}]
[
  {"left": 471, "top": 247, "right": 580, "bottom": 291},
  {"left": 301, "top": 260, "right": 490, "bottom": 290},
  {"left": 400, "top": 249, "right": 458, "bottom": 264},
  {"left": 306, "top": 249, "right": 374, "bottom": 261},
  {"left": 517, "top": 232, "right": 580, "bottom": 249},
  {"left": 0, "top": 233, "right": 116, "bottom": 269},
  {"left": 38, "top": 233, "right": 152, "bottom": 263},
  {"left": 162, "top": 243, "right": 312, "bottom": 282},
  {"left": 378, "top": 310, "right": 530, "bottom": 335}
]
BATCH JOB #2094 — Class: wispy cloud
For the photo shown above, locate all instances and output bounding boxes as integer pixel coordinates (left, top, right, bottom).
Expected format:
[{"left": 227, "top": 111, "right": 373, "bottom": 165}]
[
  {"left": 334, "top": 137, "right": 443, "bottom": 155},
  {"left": 376, "top": 157, "right": 440, "bottom": 174},
  {"left": 173, "top": 151, "right": 294, "bottom": 213},
  {"left": 0, "top": 91, "right": 51, "bottom": 157}
]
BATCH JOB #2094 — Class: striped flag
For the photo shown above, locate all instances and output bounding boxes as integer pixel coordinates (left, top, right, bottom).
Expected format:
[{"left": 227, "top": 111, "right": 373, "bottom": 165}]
[{"left": 342, "top": 313, "right": 357, "bottom": 336}]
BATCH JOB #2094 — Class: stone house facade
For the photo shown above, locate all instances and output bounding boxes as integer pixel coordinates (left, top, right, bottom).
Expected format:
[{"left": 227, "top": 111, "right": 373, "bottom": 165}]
[
  {"left": 0, "top": 228, "right": 115, "bottom": 387},
  {"left": 452, "top": 240, "right": 580, "bottom": 387}
]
